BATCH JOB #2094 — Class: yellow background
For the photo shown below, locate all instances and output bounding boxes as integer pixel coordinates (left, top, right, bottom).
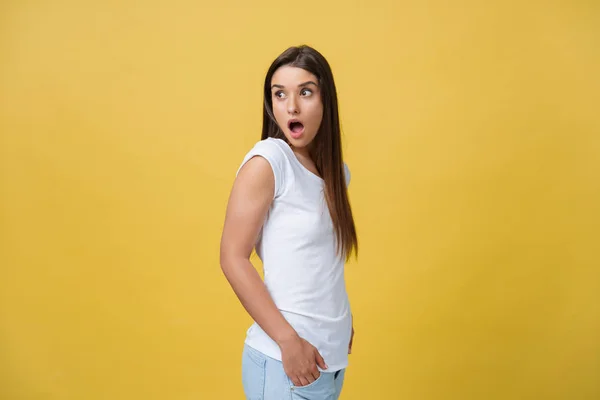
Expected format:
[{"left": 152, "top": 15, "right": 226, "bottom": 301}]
[{"left": 1, "top": 1, "right": 599, "bottom": 399}]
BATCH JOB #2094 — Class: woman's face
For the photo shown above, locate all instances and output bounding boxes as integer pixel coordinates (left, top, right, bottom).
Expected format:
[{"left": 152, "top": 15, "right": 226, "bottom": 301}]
[{"left": 270, "top": 66, "right": 323, "bottom": 151}]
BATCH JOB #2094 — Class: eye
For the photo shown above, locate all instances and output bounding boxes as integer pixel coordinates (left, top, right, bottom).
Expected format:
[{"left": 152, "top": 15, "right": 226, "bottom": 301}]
[
  {"left": 300, "top": 88, "right": 313, "bottom": 96},
  {"left": 274, "top": 90, "right": 286, "bottom": 99}
]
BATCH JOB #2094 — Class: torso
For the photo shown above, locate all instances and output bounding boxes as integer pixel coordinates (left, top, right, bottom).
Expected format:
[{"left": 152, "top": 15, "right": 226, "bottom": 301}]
[{"left": 237, "top": 137, "right": 353, "bottom": 371}]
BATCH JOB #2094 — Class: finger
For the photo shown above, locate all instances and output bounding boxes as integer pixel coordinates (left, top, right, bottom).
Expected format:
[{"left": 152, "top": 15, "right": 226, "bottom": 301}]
[
  {"left": 292, "top": 376, "right": 302, "bottom": 387},
  {"left": 315, "top": 351, "right": 328, "bottom": 370},
  {"left": 305, "top": 373, "right": 315, "bottom": 384},
  {"left": 298, "top": 375, "right": 310, "bottom": 387},
  {"left": 311, "top": 369, "right": 320, "bottom": 381}
]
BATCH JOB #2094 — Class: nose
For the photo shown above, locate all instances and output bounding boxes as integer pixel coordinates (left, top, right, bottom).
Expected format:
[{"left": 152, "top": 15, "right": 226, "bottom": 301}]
[{"left": 287, "top": 95, "right": 299, "bottom": 115}]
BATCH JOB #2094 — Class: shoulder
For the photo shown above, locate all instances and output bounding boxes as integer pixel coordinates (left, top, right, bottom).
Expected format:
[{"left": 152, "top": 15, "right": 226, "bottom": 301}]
[
  {"left": 237, "top": 138, "right": 290, "bottom": 198},
  {"left": 252, "top": 137, "right": 289, "bottom": 160},
  {"left": 239, "top": 138, "right": 288, "bottom": 168}
]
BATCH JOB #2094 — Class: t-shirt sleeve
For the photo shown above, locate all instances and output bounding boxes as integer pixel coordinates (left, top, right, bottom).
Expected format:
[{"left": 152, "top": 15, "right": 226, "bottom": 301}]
[
  {"left": 237, "top": 140, "right": 286, "bottom": 199},
  {"left": 343, "top": 163, "right": 351, "bottom": 187}
]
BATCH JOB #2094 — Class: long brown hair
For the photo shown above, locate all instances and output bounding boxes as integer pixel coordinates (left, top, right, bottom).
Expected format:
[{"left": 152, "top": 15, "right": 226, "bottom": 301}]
[{"left": 261, "top": 45, "right": 358, "bottom": 260}]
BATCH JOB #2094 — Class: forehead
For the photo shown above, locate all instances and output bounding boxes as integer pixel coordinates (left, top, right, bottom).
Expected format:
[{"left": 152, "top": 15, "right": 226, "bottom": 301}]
[{"left": 271, "top": 66, "right": 318, "bottom": 86}]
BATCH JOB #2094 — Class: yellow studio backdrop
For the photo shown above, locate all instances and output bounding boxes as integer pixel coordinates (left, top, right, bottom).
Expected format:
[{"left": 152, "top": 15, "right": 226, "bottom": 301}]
[{"left": 1, "top": 1, "right": 599, "bottom": 399}]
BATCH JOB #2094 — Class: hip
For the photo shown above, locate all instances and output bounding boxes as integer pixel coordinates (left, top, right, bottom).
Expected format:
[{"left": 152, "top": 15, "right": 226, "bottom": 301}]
[{"left": 242, "top": 344, "right": 346, "bottom": 400}]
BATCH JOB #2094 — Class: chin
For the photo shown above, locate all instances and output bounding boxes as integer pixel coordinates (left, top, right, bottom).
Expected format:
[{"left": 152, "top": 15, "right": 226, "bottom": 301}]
[{"left": 286, "top": 133, "right": 316, "bottom": 148}]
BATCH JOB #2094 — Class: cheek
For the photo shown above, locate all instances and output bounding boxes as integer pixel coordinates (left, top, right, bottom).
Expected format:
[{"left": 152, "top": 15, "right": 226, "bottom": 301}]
[
  {"left": 272, "top": 102, "right": 286, "bottom": 122},
  {"left": 307, "top": 103, "right": 324, "bottom": 125},
  {"left": 274, "top": 100, "right": 288, "bottom": 113}
]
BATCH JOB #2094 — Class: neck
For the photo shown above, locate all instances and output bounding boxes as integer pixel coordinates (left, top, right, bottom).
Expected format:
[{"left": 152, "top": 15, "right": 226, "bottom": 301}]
[{"left": 291, "top": 145, "right": 311, "bottom": 160}]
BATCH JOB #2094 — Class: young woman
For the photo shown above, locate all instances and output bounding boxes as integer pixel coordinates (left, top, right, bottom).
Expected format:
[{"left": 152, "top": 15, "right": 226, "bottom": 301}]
[{"left": 220, "top": 45, "right": 358, "bottom": 400}]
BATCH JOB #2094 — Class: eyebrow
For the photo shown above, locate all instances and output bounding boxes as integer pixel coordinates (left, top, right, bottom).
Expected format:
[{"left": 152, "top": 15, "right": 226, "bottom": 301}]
[{"left": 271, "top": 81, "right": 319, "bottom": 90}]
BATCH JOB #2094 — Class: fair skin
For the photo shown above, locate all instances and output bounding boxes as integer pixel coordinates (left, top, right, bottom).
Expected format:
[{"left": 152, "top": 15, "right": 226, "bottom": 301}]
[
  {"left": 220, "top": 66, "right": 353, "bottom": 388},
  {"left": 271, "top": 65, "right": 322, "bottom": 173}
]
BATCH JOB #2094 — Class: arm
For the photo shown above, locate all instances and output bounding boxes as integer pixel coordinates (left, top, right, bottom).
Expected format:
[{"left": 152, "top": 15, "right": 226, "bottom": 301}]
[
  {"left": 220, "top": 156, "right": 326, "bottom": 386},
  {"left": 220, "top": 156, "right": 297, "bottom": 345},
  {"left": 349, "top": 314, "right": 354, "bottom": 354}
]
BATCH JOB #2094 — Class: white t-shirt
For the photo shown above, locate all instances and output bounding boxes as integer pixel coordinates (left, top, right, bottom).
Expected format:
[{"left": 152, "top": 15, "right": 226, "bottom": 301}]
[{"left": 236, "top": 137, "right": 353, "bottom": 372}]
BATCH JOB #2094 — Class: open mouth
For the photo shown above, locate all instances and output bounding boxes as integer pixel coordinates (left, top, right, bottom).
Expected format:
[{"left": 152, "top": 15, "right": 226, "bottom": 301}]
[{"left": 288, "top": 121, "right": 304, "bottom": 134}]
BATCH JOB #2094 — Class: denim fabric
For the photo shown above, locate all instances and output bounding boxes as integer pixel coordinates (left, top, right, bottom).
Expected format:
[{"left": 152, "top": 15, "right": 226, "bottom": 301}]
[{"left": 242, "top": 344, "right": 346, "bottom": 400}]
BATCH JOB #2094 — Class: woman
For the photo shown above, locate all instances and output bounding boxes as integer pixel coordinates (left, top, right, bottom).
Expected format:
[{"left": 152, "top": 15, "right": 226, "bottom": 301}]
[{"left": 220, "top": 45, "right": 358, "bottom": 400}]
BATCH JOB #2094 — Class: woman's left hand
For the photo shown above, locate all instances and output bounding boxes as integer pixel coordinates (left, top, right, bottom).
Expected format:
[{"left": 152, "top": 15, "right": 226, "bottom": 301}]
[{"left": 348, "top": 325, "right": 354, "bottom": 354}]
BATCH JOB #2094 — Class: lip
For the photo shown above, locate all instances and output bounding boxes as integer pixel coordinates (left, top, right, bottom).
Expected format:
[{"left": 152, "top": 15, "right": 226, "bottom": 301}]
[
  {"left": 287, "top": 118, "right": 303, "bottom": 129},
  {"left": 287, "top": 118, "right": 305, "bottom": 139}
]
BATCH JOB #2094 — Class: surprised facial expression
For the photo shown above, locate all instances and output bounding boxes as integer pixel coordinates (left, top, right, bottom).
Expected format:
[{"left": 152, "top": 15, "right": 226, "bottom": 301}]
[{"left": 271, "top": 66, "right": 323, "bottom": 150}]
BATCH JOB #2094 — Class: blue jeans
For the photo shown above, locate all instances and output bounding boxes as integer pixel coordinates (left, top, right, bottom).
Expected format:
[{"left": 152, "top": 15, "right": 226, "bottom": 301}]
[{"left": 242, "top": 344, "right": 346, "bottom": 400}]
